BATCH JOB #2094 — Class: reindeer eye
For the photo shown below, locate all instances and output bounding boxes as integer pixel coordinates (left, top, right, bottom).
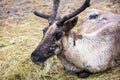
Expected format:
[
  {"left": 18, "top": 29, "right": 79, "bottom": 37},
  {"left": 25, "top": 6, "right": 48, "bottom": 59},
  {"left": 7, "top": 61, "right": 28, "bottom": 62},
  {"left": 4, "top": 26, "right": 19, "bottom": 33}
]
[
  {"left": 43, "top": 27, "right": 48, "bottom": 35},
  {"left": 53, "top": 29, "right": 63, "bottom": 41}
]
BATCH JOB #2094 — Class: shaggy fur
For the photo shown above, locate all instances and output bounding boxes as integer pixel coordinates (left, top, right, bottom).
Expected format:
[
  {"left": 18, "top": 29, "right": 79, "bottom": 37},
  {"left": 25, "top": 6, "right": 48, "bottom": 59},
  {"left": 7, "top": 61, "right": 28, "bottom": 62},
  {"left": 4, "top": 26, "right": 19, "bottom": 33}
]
[{"left": 57, "top": 10, "right": 120, "bottom": 73}]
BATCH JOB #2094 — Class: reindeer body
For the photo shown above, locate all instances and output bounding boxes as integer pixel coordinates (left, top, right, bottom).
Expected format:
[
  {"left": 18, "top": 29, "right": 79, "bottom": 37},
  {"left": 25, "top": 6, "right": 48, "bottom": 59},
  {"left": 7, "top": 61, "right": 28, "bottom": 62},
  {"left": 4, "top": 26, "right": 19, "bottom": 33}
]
[
  {"left": 31, "top": 0, "right": 120, "bottom": 78},
  {"left": 58, "top": 10, "right": 120, "bottom": 73}
]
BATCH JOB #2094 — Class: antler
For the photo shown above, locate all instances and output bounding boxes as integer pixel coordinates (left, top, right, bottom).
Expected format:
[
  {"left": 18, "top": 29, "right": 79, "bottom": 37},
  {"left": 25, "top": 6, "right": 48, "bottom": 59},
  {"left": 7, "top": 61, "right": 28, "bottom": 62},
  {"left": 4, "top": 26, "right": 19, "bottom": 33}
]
[
  {"left": 57, "top": 0, "right": 90, "bottom": 26},
  {"left": 33, "top": 11, "right": 50, "bottom": 19},
  {"left": 48, "top": 0, "right": 60, "bottom": 24},
  {"left": 33, "top": 0, "right": 60, "bottom": 24}
]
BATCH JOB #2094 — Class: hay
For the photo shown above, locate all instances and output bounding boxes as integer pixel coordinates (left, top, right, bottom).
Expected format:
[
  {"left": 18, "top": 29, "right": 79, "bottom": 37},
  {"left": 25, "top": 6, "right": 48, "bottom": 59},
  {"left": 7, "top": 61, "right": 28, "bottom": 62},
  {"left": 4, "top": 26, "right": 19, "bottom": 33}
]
[{"left": 0, "top": 0, "right": 120, "bottom": 80}]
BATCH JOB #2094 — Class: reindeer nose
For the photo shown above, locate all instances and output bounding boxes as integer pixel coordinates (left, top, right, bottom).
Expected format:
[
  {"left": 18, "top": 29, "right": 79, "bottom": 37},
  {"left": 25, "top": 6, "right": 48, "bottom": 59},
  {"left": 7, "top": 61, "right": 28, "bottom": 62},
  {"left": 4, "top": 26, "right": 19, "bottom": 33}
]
[{"left": 31, "top": 52, "right": 40, "bottom": 62}]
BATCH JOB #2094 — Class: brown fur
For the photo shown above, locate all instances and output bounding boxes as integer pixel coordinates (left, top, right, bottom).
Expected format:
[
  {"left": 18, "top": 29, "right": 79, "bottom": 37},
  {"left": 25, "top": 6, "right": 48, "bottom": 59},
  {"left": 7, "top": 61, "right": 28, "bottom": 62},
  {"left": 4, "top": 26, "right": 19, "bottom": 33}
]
[
  {"left": 57, "top": 9, "right": 120, "bottom": 73},
  {"left": 31, "top": 9, "right": 120, "bottom": 73}
]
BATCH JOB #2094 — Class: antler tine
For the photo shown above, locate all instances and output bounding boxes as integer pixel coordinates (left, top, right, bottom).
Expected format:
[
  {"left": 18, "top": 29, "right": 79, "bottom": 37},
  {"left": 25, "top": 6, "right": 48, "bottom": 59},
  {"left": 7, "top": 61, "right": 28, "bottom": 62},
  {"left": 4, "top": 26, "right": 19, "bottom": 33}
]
[
  {"left": 33, "top": 10, "right": 50, "bottom": 19},
  {"left": 33, "top": 0, "right": 60, "bottom": 24},
  {"left": 57, "top": 0, "right": 91, "bottom": 26},
  {"left": 48, "top": 0, "right": 60, "bottom": 24}
]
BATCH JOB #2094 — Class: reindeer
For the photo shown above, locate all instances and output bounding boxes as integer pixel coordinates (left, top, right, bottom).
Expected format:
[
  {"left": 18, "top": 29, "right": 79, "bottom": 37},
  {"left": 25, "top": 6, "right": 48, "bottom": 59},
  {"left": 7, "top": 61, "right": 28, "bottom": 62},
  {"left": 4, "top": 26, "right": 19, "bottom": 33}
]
[{"left": 31, "top": 0, "right": 120, "bottom": 78}]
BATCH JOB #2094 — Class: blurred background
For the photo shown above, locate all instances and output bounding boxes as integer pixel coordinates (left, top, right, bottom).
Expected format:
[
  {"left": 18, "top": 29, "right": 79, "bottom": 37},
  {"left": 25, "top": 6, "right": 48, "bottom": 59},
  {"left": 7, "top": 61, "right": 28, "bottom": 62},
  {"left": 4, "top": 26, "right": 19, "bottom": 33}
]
[{"left": 0, "top": 0, "right": 120, "bottom": 80}]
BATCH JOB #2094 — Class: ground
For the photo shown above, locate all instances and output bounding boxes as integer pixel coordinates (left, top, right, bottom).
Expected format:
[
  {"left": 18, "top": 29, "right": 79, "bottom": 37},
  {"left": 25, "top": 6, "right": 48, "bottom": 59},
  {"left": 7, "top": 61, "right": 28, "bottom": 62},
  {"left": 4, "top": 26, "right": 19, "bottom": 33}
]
[{"left": 0, "top": 0, "right": 120, "bottom": 80}]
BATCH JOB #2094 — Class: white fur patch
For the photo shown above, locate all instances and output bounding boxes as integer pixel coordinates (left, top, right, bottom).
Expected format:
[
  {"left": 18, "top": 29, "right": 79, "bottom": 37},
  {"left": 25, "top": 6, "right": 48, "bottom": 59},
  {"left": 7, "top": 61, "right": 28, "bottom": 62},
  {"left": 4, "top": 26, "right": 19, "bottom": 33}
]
[{"left": 62, "top": 35, "right": 116, "bottom": 73}]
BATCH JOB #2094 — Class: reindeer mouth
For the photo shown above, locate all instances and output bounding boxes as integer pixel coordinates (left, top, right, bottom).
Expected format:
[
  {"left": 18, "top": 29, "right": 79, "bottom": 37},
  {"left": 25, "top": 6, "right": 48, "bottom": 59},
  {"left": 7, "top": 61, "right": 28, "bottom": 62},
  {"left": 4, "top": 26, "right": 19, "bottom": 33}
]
[{"left": 33, "top": 61, "right": 45, "bottom": 67}]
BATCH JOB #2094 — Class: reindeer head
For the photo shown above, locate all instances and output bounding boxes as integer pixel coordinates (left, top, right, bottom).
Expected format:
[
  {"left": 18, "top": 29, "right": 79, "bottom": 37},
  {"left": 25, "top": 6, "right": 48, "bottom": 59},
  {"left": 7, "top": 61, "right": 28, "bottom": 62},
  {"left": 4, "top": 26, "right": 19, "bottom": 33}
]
[{"left": 31, "top": 0, "right": 90, "bottom": 65}]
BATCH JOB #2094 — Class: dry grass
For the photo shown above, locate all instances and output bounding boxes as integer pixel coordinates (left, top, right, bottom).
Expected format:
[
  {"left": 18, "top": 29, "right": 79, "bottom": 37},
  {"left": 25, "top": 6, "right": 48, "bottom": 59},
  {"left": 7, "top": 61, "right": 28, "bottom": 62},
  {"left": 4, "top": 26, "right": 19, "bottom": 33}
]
[{"left": 0, "top": 0, "right": 120, "bottom": 80}]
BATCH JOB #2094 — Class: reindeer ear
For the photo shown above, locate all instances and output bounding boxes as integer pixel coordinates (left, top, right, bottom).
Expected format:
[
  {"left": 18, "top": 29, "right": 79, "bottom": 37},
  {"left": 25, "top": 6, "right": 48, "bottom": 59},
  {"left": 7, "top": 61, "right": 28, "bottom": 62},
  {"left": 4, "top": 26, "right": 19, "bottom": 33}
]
[{"left": 62, "top": 17, "right": 78, "bottom": 32}]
